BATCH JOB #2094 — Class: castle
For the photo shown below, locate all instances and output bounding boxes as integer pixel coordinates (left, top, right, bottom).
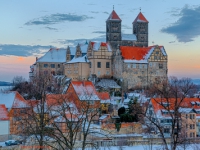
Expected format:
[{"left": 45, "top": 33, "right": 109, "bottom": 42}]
[{"left": 29, "top": 9, "right": 168, "bottom": 89}]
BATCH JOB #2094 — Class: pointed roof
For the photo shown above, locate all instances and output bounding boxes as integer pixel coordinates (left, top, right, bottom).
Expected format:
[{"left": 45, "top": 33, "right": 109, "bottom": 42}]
[
  {"left": 0, "top": 104, "right": 9, "bottom": 120},
  {"left": 107, "top": 10, "right": 121, "bottom": 21},
  {"left": 133, "top": 12, "right": 148, "bottom": 23}
]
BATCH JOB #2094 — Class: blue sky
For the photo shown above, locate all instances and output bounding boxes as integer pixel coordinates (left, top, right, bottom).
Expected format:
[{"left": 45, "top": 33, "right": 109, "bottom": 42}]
[{"left": 0, "top": 0, "right": 200, "bottom": 82}]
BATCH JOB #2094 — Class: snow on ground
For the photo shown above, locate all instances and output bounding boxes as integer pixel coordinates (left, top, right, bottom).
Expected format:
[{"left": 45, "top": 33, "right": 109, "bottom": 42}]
[
  {"left": 0, "top": 142, "right": 6, "bottom": 147},
  {"left": 83, "top": 144, "right": 200, "bottom": 150}
]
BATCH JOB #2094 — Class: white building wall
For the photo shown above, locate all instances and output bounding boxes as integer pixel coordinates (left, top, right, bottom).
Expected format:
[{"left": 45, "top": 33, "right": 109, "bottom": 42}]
[{"left": 0, "top": 121, "right": 9, "bottom": 135}]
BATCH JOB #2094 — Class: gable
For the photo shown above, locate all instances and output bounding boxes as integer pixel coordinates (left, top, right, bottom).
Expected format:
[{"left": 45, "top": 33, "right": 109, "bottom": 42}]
[{"left": 148, "top": 46, "right": 167, "bottom": 62}]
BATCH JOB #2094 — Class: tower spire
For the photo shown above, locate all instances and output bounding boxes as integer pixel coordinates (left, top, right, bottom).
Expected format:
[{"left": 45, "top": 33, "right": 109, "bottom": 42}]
[
  {"left": 113, "top": 5, "right": 114, "bottom": 10},
  {"left": 140, "top": 7, "right": 141, "bottom": 12}
]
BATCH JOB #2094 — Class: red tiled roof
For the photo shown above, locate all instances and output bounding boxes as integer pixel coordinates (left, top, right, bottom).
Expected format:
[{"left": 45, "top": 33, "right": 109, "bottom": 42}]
[
  {"left": 107, "top": 10, "right": 121, "bottom": 21},
  {"left": 133, "top": 12, "right": 148, "bottom": 23},
  {"left": 12, "top": 92, "right": 28, "bottom": 108},
  {"left": 151, "top": 98, "right": 200, "bottom": 114},
  {"left": 0, "top": 104, "right": 9, "bottom": 120},
  {"left": 46, "top": 94, "right": 69, "bottom": 107},
  {"left": 71, "top": 81, "right": 97, "bottom": 95},
  {"left": 120, "top": 46, "right": 152, "bottom": 60},
  {"left": 97, "top": 92, "right": 110, "bottom": 101}
]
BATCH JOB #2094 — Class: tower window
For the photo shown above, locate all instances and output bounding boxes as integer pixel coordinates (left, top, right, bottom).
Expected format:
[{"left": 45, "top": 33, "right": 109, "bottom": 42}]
[
  {"left": 97, "top": 62, "right": 101, "bottom": 68},
  {"left": 106, "top": 62, "right": 110, "bottom": 68}
]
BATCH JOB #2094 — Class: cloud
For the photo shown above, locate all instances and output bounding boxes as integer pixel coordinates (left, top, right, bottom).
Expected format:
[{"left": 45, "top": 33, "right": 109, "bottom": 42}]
[
  {"left": 169, "top": 41, "right": 175, "bottom": 43},
  {"left": 161, "top": 6, "right": 200, "bottom": 42},
  {"left": 44, "top": 26, "right": 58, "bottom": 31},
  {"left": 0, "top": 44, "right": 51, "bottom": 57},
  {"left": 122, "top": 25, "right": 132, "bottom": 29},
  {"left": 92, "top": 31, "right": 106, "bottom": 34},
  {"left": 57, "top": 35, "right": 106, "bottom": 47},
  {"left": 90, "top": 11, "right": 99, "bottom": 14},
  {"left": 25, "top": 13, "right": 93, "bottom": 25},
  {"left": 103, "top": 11, "right": 109, "bottom": 14}
]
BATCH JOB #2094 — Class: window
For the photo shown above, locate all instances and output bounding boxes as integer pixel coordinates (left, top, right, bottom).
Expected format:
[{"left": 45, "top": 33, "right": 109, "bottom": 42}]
[
  {"left": 58, "top": 64, "right": 60, "bottom": 68},
  {"left": 190, "top": 114, "right": 193, "bottom": 119},
  {"left": 190, "top": 124, "right": 192, "bottom": 129},
  {"left": 139, "top": 64, "right": 143, "bottom": 69},
  {"left": 44, "top": 64, "right": 48, "bottom": 68},
  {"left": 164, "top": 128, "right": 170, "bottom": 133},
  {"left": 106, "top": 71, "right": 110, "bottom": 75},
  {"left": 149, "top": 63, "right": 152, "bottom": 67},
  {"left": 89, "top": 62, "right": 92, "bottom": 68},
  {"left": 106, "top": 62, "right": 110, "bottom": 68},
  {"left": 186, "top": 114, "right": 188, "bottom": 119},
  {"left": 156, "top": 51, "right": 159, "bottom": 54},
  {"left": 98, "top": 71, "right": 101, "bottom": 76},
  {"left": 190, "top": 132, "right": 193, "bottom": 137},
  {"left": 159, "top": 64, "right": 163, "bottom": 69},
  {"left": 127, "top": 64, "right": 131, "bottom": 68},
  {"left": 97, "top": 62, "right": 101, "bottom": 68},
  {"left": 154, "top": 56, "right": 157, "bottom": 60},
  {"left": 51, "top": 64, "right": 55, "bottom": 68},
  {"left": 132, "top": 64, "right": 136, "bottom": 68}
]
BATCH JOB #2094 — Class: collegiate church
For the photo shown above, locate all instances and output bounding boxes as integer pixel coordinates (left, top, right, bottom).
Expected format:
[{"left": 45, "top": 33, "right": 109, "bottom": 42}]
[{"left": 29, "top": 9, "right": 168, "bottom": 89}]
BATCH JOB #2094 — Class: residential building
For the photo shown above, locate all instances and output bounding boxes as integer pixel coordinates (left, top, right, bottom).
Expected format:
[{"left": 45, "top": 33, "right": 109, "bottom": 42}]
[
  {"left": 0, "top": 104, "right": 9, "bottom": 140},
  {"left": 0, "top": 91, "right": 29, "bottom": 135},
  {"left": 146, "top": 98, "right": 200, "bottom": 138}
]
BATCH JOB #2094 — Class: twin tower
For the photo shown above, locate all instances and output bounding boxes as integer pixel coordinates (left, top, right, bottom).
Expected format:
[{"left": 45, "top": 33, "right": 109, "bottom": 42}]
[{"left": 106, "top": 9, "right": 149, "bottom": 49}]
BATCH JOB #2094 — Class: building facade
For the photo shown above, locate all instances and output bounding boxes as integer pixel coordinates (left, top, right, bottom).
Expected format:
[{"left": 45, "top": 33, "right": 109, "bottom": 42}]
[
  {"left": 113, "top": 45, "right": 168, "bottom": 88},
  {"left": 29, "top": 9, "right": 168, "bottom": 89}
]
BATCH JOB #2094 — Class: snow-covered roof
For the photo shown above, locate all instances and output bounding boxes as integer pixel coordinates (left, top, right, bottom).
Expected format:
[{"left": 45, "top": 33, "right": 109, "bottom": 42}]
[
  {"left": 37, "top": 48, "right": 67, "bottom": 63},
  {"left": 179, "top": 107, "right": 194, "bottom": 113},
  {"left": 99, "top": 115, "right": 108, "bottom": 120},
  {"left": 91, "top": 42, "right": 112, "bottom": 52},
  {"left": 71, "top": 81, "right": 100, "bottom": 101},
  {"left": 0, "top": 91, "right": 28, "bottom": 109},
  {"left": 96, "top": 79, "right": 121, "bottom": 89},
  {"left": 36, "top": 43, "right": 88, "bottom": 63},
  {"left": 66, "top": 55, "right": 89, "bottom": 64},
  {"left": 120, "top": 46, "right": 166, "bottom": 64},
  {"left": 107, "top": 10, "right": 121, "bottom": 21},
  {"left": 0, "top": 104, "right": 9, "bottom": 120},
  {"left": 133, "top": 12, "right": 148, "bottom": 23},
  {"left": 122, "top": 34, "right": 137, "bottom": 41}
]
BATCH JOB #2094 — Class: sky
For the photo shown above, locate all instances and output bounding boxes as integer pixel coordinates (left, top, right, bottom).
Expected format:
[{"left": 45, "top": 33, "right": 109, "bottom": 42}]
[{"left": 0, "top": 0, "right": 200, "bottom": 82}]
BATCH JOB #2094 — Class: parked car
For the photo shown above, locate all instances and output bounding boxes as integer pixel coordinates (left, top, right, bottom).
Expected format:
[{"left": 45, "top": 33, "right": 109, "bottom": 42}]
[{"left": 5, "top": 140, "right": 21, "bottom": 146}]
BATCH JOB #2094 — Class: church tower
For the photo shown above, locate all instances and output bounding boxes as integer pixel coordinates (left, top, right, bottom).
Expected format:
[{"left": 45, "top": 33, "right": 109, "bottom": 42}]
[
  {"left": 132, "top": 12, "right": 148, "bottom": 47},
  {"left": 106, "top": 9, "right": 122, "bottom": 50}
]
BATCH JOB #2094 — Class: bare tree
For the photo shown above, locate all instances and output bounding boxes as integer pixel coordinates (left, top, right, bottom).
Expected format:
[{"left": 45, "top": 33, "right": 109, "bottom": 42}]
[
  {"left": 145, "top": 77, "right": 197, "bottom": 150},
  {"left": 15, "top": 75, "right": 101, "bottom": 150}
]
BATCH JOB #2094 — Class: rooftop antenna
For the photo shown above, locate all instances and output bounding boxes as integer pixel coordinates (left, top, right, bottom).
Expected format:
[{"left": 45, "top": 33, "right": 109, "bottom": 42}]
[{"left": 140, "top": 7, "right": 141, "bottom": 12}]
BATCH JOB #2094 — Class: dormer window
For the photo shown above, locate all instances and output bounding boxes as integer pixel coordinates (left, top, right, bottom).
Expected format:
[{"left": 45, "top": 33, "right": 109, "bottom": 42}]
[{"left": 162, "top": 102, "right": 169, "bottom": 107}]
